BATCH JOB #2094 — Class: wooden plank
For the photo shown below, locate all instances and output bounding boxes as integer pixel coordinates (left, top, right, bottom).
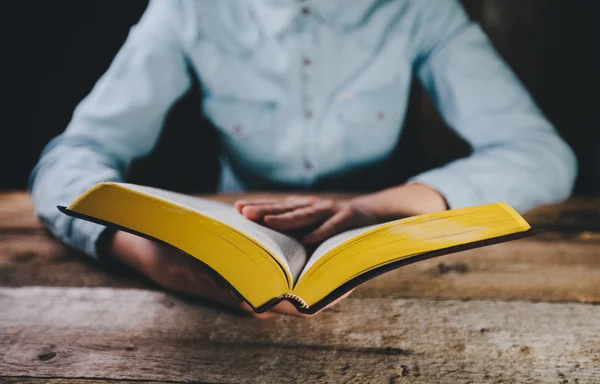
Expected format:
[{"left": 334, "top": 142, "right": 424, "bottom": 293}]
[
  {"left": 0, "top": 192, "right": 41, "bottom": 230},
  {"left": 355, "top": 237, "right": 600, "bottom": 303},
  {"left": 0, "top": 234, "right": 152, "bottom": 289},
  {"left": 526, "top": 196, "right": 600, "bottom": 233},
  {"left": 2, "top": 233, "right": 600, "bottom": 304},
  {"left": 1, "top": 287, "right": 599, "bottom": 383},
  {"left": 1, "top": 334, "right": 400, "bottom": 384}
]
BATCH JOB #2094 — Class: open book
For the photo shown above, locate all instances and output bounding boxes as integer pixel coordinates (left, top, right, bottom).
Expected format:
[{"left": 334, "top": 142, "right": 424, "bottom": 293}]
[{"left": 59, "top": 182, "right": 535, "bottom": 314}]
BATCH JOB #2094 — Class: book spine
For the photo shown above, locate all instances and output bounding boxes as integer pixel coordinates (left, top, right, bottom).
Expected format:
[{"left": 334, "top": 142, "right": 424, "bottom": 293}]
[
  {"left": 280, "top": 293, "right": 309, "bottom": 309},
  {"left": 258, "top": 293, "right": 310, "bottom": 312}
]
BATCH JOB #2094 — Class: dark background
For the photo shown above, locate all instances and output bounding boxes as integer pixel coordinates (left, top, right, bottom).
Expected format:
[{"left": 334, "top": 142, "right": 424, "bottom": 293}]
[{"left": 3, "top": 0, "right": 599, "bottom": 195}]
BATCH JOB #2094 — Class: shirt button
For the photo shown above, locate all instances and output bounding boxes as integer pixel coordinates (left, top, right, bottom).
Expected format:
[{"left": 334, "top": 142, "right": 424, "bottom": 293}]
[
  {"left": 233, "top": 125, "right": 243, "bottom": 135},
  {"left": 377, "top": 112, "right": 385, "bottom": 120},
  {"left": 303, "top": 58, "right": 311, "bottom": 66},
  {"left": 305, "top": 110, "right": 313, "bottom": 119},
  {"left": 301, "top": 7, "right": 310, "bottom": 15},
  {"left": 304, "top": 159, "right": 313, "bottom": 170}
]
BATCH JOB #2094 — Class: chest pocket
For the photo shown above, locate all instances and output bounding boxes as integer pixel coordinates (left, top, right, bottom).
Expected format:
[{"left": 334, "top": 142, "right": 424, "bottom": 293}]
[
  {"left": 337, "top": 79, "right": 406, "bottom": 164},
  {"left": 191, "top": 25, "right": 286, "bottom": 171},
  {"left": 203, "top": 96, "right": 282, "bottom": 171}
]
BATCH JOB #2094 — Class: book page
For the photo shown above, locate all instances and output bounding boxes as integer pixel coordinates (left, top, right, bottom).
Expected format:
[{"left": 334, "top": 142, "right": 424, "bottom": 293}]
[
  {"left": 299, "top": 223, "right": 381, "bottom": 279},
  {"left": 294, "top": 203, "right": 532, "bottom": 307},
  {"left": 122, "top": 184, "right": 307, "bottom": 282}
]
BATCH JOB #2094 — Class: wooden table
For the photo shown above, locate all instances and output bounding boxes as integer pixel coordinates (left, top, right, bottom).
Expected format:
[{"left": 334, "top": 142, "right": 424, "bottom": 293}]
[{"left": 1, "top": 192, "right": 600, "bottom": 383}]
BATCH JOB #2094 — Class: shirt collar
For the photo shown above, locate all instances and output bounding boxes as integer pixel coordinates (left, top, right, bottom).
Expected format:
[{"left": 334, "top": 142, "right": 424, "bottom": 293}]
[{"left": 251, "top": 0, "right": 374, "bottom": 38}]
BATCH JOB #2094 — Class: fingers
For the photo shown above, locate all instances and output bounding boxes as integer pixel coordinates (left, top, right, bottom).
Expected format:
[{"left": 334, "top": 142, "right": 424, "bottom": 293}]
[
  {"left": 323, "top": 289, "right": 354, "bottom": 309},
  {"left": 161, "top": 268, "right": 280, "bottom": 319},
  {"left": 235, "top": 196, "right": 315, "bottom": 212},
  {"left": 240, "top": 200, "right": 314, "bottom": 222},
  {"left": 302, "top": 207, "right": 352, "bottom": 244},
  {"left": 234, "top": 196, "right": 317, "bottom": 221},
  {"left": 234, "top": 199, "right": 277, "bottom": 214},
  {"left": 263, "top": 200, "right": 335, "bottom": 231},
  {"left": 147, "top": 249, "right": 245, "bottom": 309},
  {"left": 236, "top": 197, "right": 355, "bottom": 241},
  {"left": 235, "top": 196, "right": 338, "bottom": 233},
  {"left": 241, "top": 300, "right": 313, "bottom": 319},
  {"left": 268, "top": 300, "right": 314, "bottom": 318},
  {"left": 240, "top": 302, "right": 280, "bottom": 319},
  {"left": 163, "top": 267, "right": 243, "bottom": 308}
]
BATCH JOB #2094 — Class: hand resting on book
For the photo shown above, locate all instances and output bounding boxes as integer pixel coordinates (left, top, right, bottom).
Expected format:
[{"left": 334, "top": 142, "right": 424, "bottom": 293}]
[
  {"left": 235, "top": 196, "right": 378, "bottom": 245},
  {"left": 235, "top": 183, "right": 448, "bottom": 244}
]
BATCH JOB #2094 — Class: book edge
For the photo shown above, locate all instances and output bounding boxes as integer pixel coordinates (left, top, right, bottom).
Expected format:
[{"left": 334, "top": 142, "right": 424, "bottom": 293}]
[
  {"left": 302, "top": 202, "right": 531, "bottom": 280},
  {"left": 65, "top": 183, "right": 296, "bottom": 289},
  {"left": 58, "top": 206, "right": 293, "bottom": 314},
  {"left": 293, "top": 228, "right": 540, "bottom": 315}
]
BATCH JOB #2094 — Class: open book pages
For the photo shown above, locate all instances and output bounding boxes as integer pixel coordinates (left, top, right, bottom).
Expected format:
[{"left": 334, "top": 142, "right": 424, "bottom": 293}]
[
  {"left": 303, "top": 224, "right": 381, "bottom": 279},
  {"left": 62, "top": 182, "right": 533, "bottom": 313},
  {"left": 119, "top": 184, "right": 425, "bottom": 286},
  {"left": 117, "top": 184, "right": 308, "bottom": 282}
]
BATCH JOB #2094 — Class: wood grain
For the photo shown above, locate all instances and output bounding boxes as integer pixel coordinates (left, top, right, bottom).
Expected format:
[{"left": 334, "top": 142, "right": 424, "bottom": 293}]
[
  {"left": 1, "top": 233, "right": 599, "bottom": 304},
  {"left": 355, "top": 237, "right": 600, "bottom": 303},
  {"left": 1, "top": 287, "right": 599, "bottom": 383},
  {"left": 0, "top": 233, "right": 153, "bottom": 289},
  {"left": 0, "top": 192, "right": 42, "bottom": 230},
  {"left": 525, "top": 196, "right": 600, "bottom": 233}
]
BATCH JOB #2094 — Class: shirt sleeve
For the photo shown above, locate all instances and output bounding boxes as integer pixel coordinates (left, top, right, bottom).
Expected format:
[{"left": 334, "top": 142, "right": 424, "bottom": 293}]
[
  {"left": 408, "top": 0, "right": 577, "bottom": 213},
  {"left": 29, "top": 0, "right": 192, "bottom": 258}
]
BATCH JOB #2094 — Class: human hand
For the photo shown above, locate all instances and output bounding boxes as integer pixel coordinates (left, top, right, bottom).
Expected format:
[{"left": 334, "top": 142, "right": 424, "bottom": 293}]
[
  {"left": 107, "top": 230, "right": 345, "bottom": 318},
  {"left": 235, "top": 184, "right": 447, "bottom": 245},
  {"left": 235, "top": 195, "right": 379, "bottom": 245}
]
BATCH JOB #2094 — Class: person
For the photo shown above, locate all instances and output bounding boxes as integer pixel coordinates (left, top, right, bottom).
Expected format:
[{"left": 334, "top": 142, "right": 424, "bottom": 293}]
[{"left": 30, "top": 0, "right": 577, "bottom": 318}]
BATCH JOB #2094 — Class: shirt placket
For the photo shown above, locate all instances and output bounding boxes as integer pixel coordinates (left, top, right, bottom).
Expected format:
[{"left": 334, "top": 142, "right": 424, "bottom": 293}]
[{"left": 299, "top": 3, "right": 317, "bottom": 182}]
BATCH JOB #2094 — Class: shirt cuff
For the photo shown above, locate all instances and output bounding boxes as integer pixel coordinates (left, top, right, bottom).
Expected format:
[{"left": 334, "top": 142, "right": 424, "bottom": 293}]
[
  {"left": 61, "top": 218, "right": 130, "bottom": 272},
  {"left": 68, "top": 219, "right": 112, "bottom": 260},
  {"left": 409, "top": 169, "right": 485, "bottom": 210}
]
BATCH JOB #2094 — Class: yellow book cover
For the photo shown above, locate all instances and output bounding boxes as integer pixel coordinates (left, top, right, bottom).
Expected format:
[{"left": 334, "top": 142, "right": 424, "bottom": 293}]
[{"left": 59, "top": 182, "right": 535, "bottom": 314}]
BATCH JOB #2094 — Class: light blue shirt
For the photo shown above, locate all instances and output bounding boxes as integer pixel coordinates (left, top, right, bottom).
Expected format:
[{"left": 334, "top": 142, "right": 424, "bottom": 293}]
[{"left": 30, "top": 0, "right": 577, "bottom": 258}]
